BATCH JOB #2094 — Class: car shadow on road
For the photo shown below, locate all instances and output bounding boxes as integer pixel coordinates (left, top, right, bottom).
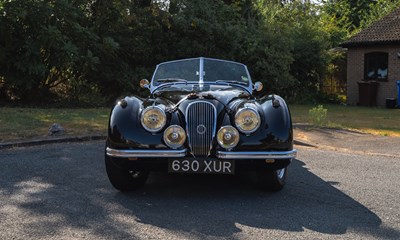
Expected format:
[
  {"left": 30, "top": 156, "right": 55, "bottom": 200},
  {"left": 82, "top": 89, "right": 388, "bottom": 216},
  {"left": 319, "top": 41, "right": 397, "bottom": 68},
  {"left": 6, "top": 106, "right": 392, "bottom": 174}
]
[
  {"left": 115, "top": 159, "right": 400, "bottom": 239},
  {"left": 1, "top": 144, "right": 399, "bottom": 239}
]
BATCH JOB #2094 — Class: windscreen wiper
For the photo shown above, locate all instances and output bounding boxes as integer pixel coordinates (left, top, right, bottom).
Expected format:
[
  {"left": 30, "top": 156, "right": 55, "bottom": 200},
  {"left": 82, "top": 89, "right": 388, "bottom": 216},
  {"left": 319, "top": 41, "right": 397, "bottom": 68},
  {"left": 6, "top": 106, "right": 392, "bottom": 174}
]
[
  {"left": 215, "top": 80, "right": 247, "bottom": 86},
  {"left": 157, "top": 78, "right": 188, "bottom": 83}
]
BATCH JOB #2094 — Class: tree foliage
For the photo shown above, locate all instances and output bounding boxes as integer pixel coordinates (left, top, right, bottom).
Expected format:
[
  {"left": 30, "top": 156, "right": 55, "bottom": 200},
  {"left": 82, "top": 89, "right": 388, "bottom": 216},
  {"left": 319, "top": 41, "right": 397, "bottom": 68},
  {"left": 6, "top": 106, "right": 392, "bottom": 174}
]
[
  {"left": 4, "top": 0, "right": 394, "bottom": 105},
  {"left": 321, "top": 0, "right": 400, "bottom": 45}
]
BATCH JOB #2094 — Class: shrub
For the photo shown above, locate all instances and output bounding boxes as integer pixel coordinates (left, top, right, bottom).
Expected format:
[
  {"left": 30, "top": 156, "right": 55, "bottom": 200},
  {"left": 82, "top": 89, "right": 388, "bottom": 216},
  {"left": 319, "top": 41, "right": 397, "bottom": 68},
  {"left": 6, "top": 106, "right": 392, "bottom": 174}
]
[{"left": 308, "top": 105, "right": 328, "bottom": 126}]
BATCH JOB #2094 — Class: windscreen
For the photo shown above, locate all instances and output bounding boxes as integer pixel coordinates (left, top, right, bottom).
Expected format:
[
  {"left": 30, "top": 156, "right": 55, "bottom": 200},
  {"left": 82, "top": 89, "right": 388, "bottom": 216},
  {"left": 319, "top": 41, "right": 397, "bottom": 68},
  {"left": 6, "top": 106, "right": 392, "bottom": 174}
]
[
  {"left": 152, "top": 58, "right": 250, "bottom": 87},
  {"left": 153, "top": 59, "right": 199, "bottom": 85},
  {"left": 203, "top": 59, "right": 249, "bottom": 83}
]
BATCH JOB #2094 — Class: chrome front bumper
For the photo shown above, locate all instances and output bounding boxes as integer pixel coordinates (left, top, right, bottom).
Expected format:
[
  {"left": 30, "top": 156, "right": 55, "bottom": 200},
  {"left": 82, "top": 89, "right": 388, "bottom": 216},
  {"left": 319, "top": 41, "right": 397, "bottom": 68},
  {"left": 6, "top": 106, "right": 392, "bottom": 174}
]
[
  {"left": 106, "top": 147, "right": 297, "bottom": 160},
  {"left": 216, "top": 150, "right": 297, "bottom": 159},
  {"left": 106, "top": 148, "right": 187, "bottom": 158}
]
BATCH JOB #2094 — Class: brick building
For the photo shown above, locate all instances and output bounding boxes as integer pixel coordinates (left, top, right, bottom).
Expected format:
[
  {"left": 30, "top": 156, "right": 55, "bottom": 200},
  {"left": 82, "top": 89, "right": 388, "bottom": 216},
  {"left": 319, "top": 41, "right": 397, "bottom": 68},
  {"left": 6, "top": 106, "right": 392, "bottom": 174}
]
[{"left": 341, "top": 7, "right": 400, "bottom": 107}]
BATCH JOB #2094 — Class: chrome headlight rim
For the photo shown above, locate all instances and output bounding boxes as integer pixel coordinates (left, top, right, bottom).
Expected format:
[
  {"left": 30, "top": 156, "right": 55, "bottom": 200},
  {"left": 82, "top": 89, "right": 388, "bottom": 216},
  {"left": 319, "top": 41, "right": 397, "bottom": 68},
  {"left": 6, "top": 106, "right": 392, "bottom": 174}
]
[
  {"left": 234, "top": 106, "right": 261, "bottom": 134},
  {"left": 217, "top": 125, "right": 240, "bottom": 150},
  {"left": 163, "top": 125, "right": 186, "bottom": 149},
  {"left": 140, "top": 105, "right": 167, "bottom": 133}
]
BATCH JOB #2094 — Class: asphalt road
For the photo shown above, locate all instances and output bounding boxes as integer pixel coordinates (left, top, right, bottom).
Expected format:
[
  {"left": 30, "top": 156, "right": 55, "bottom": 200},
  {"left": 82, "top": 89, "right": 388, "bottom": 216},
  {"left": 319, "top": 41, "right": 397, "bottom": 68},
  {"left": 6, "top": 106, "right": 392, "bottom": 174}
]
[{"left": 1, "top": 141, "right": 399, "bottom": 239}]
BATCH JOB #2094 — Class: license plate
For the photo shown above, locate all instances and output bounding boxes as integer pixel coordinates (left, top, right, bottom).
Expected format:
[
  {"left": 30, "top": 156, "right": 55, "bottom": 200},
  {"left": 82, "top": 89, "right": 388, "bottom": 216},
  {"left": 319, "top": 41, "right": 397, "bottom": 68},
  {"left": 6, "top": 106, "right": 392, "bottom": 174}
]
[{"left": 168, "top": 159, "right": 235, "bottom": 174}]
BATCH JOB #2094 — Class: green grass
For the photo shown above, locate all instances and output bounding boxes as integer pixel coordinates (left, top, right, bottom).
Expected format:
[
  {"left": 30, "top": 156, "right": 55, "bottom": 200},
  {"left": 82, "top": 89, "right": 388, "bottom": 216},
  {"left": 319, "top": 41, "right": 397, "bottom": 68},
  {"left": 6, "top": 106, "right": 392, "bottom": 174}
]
[
  {"left": 290, "top": 104, "right": 400, "bottom": 136},
  {"left": 0, "top": 108, "right": 109, "bottom": 142},
  {"left": 1, "top": 104, "right": 400, "bottom": 142}
]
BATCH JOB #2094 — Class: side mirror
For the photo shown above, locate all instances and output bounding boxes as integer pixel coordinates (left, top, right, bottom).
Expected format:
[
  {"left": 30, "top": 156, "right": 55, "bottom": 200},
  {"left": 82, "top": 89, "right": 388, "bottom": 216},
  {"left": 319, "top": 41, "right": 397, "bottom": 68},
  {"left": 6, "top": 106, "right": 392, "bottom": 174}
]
[
  {"left": 253, "top": 81, "right": 263, "bottom": 92},
  {"left": 140, "top": 79, "right": 150, "bottom": 89}
]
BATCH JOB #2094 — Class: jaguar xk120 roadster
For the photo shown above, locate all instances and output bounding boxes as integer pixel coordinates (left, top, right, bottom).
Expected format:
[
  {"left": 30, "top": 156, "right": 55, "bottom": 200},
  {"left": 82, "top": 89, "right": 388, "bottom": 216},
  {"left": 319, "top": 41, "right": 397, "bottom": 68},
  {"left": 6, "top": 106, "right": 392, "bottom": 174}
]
[{"left": 105, "top": 57, "right": 297, "bottom": 191}]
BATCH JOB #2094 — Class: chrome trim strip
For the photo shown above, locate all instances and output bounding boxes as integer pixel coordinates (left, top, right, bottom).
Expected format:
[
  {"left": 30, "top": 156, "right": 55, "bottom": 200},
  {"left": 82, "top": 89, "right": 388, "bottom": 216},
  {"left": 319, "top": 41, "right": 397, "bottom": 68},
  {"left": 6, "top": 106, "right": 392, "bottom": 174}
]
[
  {"left": 106, "top": 147, "right": 187, "bottom": 158},
  {"left": 199, "top": 57, "right": 204, "bottom": 88},
  {"left": 216, "top": 150, "right": 297, "bottom": 159}
]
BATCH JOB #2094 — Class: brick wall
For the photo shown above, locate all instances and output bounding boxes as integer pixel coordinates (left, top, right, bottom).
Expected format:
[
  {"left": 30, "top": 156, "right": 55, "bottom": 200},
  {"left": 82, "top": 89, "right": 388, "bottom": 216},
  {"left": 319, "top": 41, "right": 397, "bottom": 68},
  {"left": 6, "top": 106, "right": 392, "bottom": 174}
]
[{"left": 347, "top": 45, "right": 400, "bottom": 107}]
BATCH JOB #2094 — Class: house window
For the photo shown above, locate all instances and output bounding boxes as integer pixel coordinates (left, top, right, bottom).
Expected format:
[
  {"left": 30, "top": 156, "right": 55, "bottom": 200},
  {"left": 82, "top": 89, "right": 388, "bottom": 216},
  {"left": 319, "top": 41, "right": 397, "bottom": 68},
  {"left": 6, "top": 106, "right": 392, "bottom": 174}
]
[{"left": 364, "top": 52, "right": 388, "bottom": 81}]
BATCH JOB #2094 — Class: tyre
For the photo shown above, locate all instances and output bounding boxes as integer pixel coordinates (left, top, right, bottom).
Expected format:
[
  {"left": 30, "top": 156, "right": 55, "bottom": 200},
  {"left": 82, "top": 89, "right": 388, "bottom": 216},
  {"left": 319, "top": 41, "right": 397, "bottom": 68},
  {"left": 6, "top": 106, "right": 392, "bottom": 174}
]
[
  {"left": 105, "top": 154, "right": 149, "bottom": 191},
  {"left": 257, "top": 167, "right": 287, "bottom": 192}
]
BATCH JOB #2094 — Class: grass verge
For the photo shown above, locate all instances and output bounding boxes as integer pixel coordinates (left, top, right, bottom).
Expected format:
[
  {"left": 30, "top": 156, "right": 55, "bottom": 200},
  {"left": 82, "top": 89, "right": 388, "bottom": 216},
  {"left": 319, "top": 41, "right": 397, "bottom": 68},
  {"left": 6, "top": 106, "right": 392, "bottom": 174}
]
[
  {"left": 0, "top": 108, "right": 109, "bottom": 142},
  {"left": 290, "top": 104, "right": 400, "bottom": 136},
  {"left": 1, "top": 104, "right": 400, "bottom": 142}
]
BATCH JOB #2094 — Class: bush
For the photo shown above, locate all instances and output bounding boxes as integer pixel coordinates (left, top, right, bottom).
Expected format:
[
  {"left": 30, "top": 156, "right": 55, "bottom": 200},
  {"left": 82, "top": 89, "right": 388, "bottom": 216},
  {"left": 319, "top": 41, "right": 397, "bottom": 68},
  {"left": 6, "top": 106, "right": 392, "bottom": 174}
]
[{"left": 309, "top": 105, "right": 328, "bottom": 126}]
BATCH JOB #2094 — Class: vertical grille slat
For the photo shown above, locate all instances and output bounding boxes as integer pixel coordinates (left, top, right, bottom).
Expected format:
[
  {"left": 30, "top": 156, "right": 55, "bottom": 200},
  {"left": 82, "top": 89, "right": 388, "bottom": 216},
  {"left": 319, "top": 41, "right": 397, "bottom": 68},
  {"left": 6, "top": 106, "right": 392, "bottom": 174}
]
[{"left": 186, "top": 101, "right": 216, "bottom": 158}]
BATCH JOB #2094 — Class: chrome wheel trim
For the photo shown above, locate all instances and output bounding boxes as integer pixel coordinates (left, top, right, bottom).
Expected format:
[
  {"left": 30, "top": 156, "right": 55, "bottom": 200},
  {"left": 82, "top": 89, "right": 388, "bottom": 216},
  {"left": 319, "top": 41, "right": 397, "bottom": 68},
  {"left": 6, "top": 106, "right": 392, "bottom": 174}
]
[{"left": 276, "top": 168, "right": 286, "bottom": 180}]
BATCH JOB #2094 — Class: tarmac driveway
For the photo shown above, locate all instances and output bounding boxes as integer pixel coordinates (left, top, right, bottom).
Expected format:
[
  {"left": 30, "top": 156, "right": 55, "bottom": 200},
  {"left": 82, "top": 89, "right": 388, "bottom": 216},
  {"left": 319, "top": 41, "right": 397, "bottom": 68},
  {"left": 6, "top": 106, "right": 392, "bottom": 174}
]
[{"left": 1, "top": 129, "right": 400, "bottom": 239}]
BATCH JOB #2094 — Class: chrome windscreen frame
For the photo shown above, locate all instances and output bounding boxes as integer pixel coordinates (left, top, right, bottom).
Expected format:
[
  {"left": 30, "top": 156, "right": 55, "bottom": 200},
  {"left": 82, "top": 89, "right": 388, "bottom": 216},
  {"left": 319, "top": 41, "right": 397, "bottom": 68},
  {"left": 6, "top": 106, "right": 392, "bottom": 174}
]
[{"left": 149, "top": 57, "right": 253, "bottom": 94}]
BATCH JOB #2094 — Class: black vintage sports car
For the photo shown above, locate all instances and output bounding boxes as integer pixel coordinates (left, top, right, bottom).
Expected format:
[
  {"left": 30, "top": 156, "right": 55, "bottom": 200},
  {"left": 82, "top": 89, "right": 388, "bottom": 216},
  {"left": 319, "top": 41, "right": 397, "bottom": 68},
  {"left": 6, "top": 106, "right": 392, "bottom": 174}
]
[{"left": 105, "top": 57, "right": 297, "bottom": 191}]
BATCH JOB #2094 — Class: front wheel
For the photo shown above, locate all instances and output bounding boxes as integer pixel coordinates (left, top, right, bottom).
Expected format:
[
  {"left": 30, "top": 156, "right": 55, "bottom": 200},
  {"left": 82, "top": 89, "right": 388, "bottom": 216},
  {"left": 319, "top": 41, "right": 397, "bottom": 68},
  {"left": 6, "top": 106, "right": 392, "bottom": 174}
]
[
  {"left": 257, "top": 167, "right": 287, "bottom": 192},
  {"left": 105, "top": 155, "right": 149, "bottom": 191}
]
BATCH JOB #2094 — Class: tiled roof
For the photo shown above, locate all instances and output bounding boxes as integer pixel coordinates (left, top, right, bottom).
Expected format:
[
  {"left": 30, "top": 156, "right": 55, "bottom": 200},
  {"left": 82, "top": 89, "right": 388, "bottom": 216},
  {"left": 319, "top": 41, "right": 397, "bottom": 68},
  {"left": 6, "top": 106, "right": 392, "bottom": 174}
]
[{"left": 341, "top": 7, "right": 400, "bottom": 47}]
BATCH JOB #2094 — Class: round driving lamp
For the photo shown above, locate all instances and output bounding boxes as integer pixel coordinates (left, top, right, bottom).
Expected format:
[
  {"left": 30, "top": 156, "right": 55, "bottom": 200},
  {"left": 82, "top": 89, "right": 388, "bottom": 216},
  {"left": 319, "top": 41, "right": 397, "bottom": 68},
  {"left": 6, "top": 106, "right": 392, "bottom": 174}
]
[
  {"left": 217, "top": 126, "right": 239, "bottom": 149},
  {"left": 141, "top": 106, "right": 166, "bottom": 133},
  {"left": 163, "top": 125, "right": 186, "bottom": 149},
  {"left": 234, "top": 107, "right": 261, "bottom": 134}
]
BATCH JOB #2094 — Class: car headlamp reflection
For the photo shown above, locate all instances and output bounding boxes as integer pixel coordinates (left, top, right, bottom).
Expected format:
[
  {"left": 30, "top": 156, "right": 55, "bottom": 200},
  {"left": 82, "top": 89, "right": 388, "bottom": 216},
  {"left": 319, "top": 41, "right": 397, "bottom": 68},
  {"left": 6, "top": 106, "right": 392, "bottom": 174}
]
[
  {"left": 217, "top": 126, "right": 239, "bottom": 149},
  {"left": 141, "top": 106, "right": 166, "bottom": 133},
  {"left": 164, "top": 125, "right": 186, "bottom": 149}
]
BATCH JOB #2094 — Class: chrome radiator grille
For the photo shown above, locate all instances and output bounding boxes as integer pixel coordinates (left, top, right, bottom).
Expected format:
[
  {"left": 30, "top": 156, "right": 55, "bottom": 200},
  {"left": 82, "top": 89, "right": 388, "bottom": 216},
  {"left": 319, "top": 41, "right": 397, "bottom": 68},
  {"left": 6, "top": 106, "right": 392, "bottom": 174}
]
[{"left": 186, "top": 101, "right": 217, "bottom": 157}]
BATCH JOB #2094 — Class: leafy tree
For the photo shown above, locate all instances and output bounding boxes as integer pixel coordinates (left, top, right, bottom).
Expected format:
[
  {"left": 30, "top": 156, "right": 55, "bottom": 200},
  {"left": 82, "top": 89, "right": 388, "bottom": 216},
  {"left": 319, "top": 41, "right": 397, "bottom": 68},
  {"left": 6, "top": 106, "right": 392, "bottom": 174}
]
[
  {"left": 0, "top": 0, "right": 98, "bottom": 103},
  {"left": 321, "top": 0, "right": 400, "bottom": 44},
  {"left": 240, "top": 0, "right": 294, "bottom": 95},
  {"left": 361, "top": 0, "right": 400, "bottom": 28},
  {"left": 285, "top": 1, "right": 329, "bottom": 100},
  {"left": 0, "top": 0, "right": 352, "bottom": 105},
  {"left": 249, "top": 0, "right": 329, "bottom": 99}
]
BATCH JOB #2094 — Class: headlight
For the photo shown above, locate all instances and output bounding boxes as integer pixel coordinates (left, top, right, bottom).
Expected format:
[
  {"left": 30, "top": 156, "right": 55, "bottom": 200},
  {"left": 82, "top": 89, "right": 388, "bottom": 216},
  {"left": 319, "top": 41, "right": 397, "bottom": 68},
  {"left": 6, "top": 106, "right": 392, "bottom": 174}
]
[
  {"left": 234, "top": 107, "right": 260, "bottom": 134},
  {"left": 141, "top": 106, "right": 166, "bottom": 133},
  {"left": 217, "top": 126, "right": 239, "bottom": 149},
  {"left": 163, "top": 125, "right": 186, "bottom": 149}
]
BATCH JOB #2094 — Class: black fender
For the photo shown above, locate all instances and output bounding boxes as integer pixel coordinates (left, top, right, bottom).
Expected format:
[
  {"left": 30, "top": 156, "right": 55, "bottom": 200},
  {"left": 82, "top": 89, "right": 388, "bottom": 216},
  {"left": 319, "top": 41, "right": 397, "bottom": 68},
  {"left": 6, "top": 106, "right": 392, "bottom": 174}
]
[
  {"left": 107, "top": 96, "right": 181, "bottom": 149},
  {"left": 227, "top": 95, "right": 293, "bottom": 151}
]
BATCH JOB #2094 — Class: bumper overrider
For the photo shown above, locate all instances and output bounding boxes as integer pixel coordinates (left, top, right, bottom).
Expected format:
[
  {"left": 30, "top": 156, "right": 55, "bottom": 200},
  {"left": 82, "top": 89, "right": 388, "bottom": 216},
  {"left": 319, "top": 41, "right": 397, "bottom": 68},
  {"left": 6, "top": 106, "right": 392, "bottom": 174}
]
[{"left": 106, "top": 147, "right": 297, "bottom": 160}]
